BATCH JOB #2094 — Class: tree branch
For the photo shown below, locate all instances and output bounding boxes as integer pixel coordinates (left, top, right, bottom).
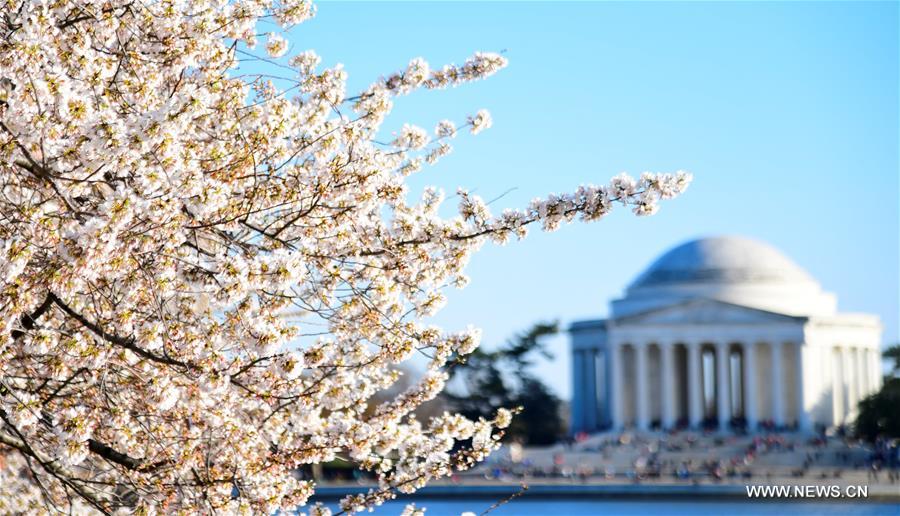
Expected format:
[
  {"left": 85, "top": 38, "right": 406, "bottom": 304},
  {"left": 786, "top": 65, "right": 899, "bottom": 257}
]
[
  {"left": 47, "top": 292, "right": 195, "bottom": 371},
  {"left": 87, "top": 439, "right": 168, "bottom": 473},
  {"left": 0, "top": 412, "right": 114, "bottom": 514},
  {"left": 11, "top": 293, "right": 55, "bottom": 340}
]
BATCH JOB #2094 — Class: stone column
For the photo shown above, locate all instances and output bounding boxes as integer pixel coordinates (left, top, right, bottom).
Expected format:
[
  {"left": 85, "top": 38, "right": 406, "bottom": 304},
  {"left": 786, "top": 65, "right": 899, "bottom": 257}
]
[
  {"left": 771, "top": 342, "right": 785, "bottom": 427},
  {"left": 796, "top": 343, "right": 811, "bottom": 431},
  {"left": 636, "top": 343, "right": 650, "bottom": 431},
  {"left": 859, "top": 347, "right": 870, "bottom": 400},
  {"left": 661, "top": 342, "right": 676, "bottom": 429},
  {"left": 611, "top": 343, "right": 624, "bottom": 429},
  {"left": 834, "top": 347, "right": 846, "bottom": 425},
  {"left": 859, "top": 347, "right": 869, "bottom": 398},
  {"left": 716, "top": 342, "right": 731, "bottom": 431},
  {"left": 597, "top": 350, "right": 608, "bottom": 427},
  {"left": 818, "top": 344, "right": 833, "bottom": 427},
  {"left": 743, "top": 343, "right": 758, "bottom": 431},
  {"left": 869, "top": 347, "right": 882, "bottom": 393},
  {"left": 688, "top": 342, "right": 703, "bottom": 428},
  {"left": 848, "top": 347, "right": 859, "bottom": 414},
  {"left": 584, "top": 349, "right": 598, "bottom": 432},
  {"left": 571, "top": 349, "right": 585, "bottom": 434}
]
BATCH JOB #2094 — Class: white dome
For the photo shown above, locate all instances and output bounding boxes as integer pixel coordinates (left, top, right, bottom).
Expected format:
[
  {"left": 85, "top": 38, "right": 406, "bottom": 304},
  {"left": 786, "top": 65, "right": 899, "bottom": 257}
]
[
  {"left": 611, "top": 236, "right": 837, "bottom": 318},
  {"left": 629, "top": 236, "right": 815, "bottom": 289}
]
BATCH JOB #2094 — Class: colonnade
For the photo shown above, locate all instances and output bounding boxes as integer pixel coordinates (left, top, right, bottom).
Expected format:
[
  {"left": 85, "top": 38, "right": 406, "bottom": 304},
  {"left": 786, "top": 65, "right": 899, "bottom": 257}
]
[
  {"left": 831, "top": 345, "right": 883, "bottom": 426},
  {"left": 572, "top": 340, "right": 881, "bottom": 433}
]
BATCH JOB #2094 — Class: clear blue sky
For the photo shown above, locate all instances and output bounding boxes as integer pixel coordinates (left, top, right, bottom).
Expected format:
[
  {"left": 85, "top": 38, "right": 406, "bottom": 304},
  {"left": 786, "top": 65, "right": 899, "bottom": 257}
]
[{"left": 282, "top": 1, "right": 899, "bottom": 399}]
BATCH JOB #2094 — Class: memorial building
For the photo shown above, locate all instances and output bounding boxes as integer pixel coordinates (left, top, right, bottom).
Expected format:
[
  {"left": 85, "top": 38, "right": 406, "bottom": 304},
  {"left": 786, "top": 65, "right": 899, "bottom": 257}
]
[{"left": 569, "top": 236, "right": 883, "bottom": 434}]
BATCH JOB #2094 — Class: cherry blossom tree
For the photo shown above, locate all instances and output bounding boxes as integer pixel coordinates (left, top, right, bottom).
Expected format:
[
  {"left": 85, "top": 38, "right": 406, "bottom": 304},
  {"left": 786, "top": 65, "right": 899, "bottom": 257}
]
[{"left": 0, "top": 1, "right": 691, "bottom": 513}]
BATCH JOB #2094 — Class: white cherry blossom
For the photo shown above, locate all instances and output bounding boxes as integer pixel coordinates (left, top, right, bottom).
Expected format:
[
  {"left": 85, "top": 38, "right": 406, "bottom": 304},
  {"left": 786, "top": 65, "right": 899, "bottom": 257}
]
[
  {"left": 468, "top": 109, "right": 493, "bottom": 135},
  {"left": 267, "top": 33, "right": 289, "bottom": 58},
  {"left": 0, "top": 1, "right": 690, "bottom": 513}
]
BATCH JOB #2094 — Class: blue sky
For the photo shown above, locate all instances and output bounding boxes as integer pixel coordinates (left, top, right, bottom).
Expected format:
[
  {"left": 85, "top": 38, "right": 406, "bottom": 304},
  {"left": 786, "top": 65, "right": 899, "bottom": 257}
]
[{"left": 281, "top": 1, "right": 899, "bottom": 399}]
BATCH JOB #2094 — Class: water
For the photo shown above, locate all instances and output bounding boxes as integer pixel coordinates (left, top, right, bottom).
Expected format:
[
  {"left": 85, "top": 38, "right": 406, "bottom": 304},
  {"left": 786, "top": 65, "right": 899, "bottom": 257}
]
[
  {"left": 311, "top": 485, "right": 900, "bottom": 514},
  {"left": 365, "top": 499, "right": 900, "bottom": 515}
]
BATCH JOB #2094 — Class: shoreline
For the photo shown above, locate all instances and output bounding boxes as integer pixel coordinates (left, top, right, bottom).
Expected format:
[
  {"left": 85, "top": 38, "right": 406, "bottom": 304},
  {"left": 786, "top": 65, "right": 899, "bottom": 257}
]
[{"left": 311, "top": 483, "right": 900, "bottom": 502}]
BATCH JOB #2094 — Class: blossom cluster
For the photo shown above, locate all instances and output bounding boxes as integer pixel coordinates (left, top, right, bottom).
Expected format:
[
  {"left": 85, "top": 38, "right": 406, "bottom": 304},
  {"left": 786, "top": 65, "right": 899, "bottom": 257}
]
[{"left": 0, "top": 0, "right": 689, "bottom": 514}]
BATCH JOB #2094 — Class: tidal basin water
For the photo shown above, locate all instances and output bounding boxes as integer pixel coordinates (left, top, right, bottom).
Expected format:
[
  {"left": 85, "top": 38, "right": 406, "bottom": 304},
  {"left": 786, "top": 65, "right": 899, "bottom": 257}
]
[
  {"left": 312, "top": 484, "right": 900, "bottom": 514},
  {"left": 353, "top": 499, "right": 900, "bottom": 515}
]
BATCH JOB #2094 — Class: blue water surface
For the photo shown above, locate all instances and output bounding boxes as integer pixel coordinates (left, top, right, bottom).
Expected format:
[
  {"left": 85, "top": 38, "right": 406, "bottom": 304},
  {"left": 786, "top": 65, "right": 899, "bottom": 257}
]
[{"left": 349, "top": 499, "right": 900, "bottom": 515}]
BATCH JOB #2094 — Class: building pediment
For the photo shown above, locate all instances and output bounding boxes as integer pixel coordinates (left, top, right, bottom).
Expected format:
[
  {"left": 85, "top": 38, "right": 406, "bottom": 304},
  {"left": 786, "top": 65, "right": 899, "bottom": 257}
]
[{"left": 612, "top": 298, "right": 806, "bottom": 326}]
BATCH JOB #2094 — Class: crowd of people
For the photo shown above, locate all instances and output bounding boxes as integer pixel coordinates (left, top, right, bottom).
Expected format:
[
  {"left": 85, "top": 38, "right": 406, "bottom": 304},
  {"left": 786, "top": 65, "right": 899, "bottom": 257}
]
[
  {"left": 867, "top": 436, "right": 900, "bottom": 484},
  {"left": 467, "top": 430, "right": 900, "bottom": 486}
]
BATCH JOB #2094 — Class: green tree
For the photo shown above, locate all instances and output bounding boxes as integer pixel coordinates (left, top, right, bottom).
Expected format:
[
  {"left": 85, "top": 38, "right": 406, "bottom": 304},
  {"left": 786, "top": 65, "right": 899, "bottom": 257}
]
[
  {"left": 855, "top": 378, "right": 900, "bottom": 442},
  {"left": 883, "top": 344, "right": 900, "bottom": 374},
  {"left": 855, "top": 345, "right": 900, "bottom": 441},
  {"left": 445, "top": 323, "right": 564, "bottom": 445}
]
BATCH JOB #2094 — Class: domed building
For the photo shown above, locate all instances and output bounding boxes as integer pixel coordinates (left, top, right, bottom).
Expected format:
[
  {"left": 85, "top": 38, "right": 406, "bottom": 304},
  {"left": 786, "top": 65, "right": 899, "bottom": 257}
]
[{"left": 569, "top": 236, "right": 882, "bottom": 434}]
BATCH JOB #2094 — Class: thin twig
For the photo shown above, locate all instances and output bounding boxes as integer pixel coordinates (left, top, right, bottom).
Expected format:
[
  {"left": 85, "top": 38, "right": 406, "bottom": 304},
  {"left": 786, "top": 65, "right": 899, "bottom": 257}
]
[{"left": 481, "top": 483, "right": 528, "bottom": 515}]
